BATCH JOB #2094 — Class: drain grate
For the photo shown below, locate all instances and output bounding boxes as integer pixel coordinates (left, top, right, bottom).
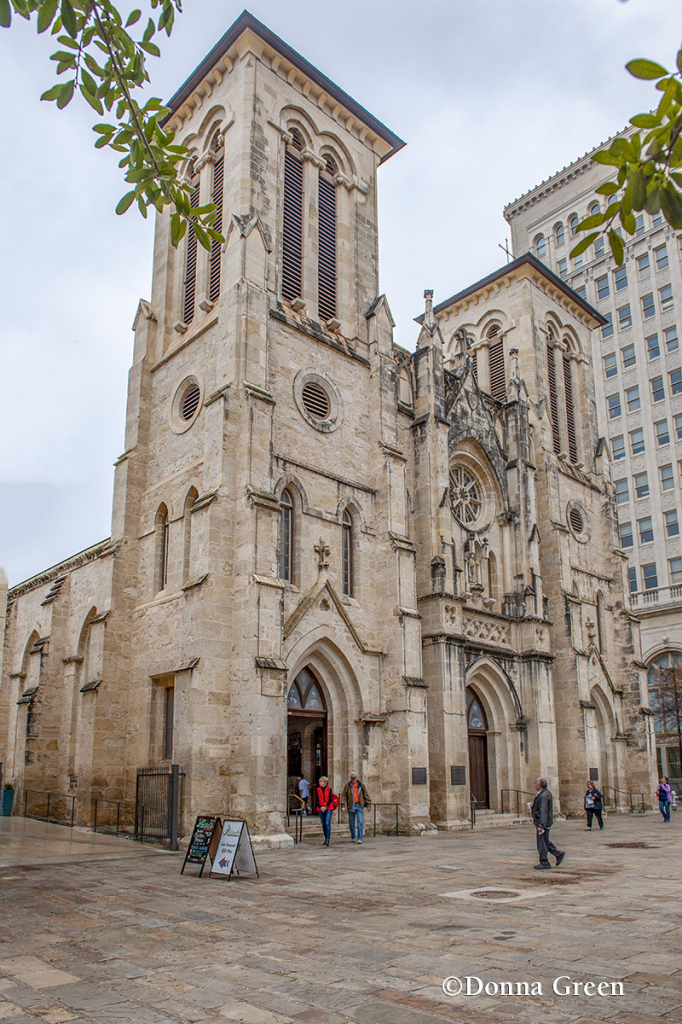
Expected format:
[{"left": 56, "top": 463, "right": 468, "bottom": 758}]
[{"left": 470, "top": 889, "right": 522, "bottom": 900}]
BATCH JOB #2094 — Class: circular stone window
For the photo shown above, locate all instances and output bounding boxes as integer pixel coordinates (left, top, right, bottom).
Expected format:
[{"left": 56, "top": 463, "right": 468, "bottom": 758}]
[
  {"left": 293, "top": 369, "right": 343, "bottom": 432},
  {"left": 567, "top": 500, "right": 590, "bottom": 543},
  {"left": 450, "top": 466, "right": 483, "bottom": 526},
  {"left": 170, "top": 375, "right": 203, "bottom": 433}
]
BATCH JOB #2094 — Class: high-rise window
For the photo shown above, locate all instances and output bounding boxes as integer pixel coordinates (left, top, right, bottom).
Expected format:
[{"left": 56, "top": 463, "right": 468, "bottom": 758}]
[
  {"left": 156, "top": 505, "right": 170, "bottom": 592},
  {"left": 664, "top": 510, "right": 680, "bottom": 538},
  {"left": 569, "top": 214, "right": 579, "bottom": 237},
  {"left": 637, "top": 252, "right": 650, "bottom": 278},
  {"left": 655, "top": 420, "right": 670, "bottom": 446},
  {"left": 660, "top": 284, "right": 674, "bottom": 311},
  {"left": 608, "top": 393, "right": 622, "bottom": 418},
  {"left": 630, "top": 428, "right": 645, "bottom": 454},
  {"left": 651, "top": 376, "right": 665, "bottom": 402},
  {"left": 614, "top": 478, "right": 629, "bottom": 504},
  {"left": 669, "top": 556, "right": 682, "bottom": 582},
  {"left": 535, "top": 234, "right": 547, "bottom": 259},
  {"left": 626, "top": 385, "right": 640, "bottom": 412},
  {"left": 618, "top": 304, "right": 632, "bottom": 330},
  {"left": 318, "top": 155, "right": 338, "bottom": 322},
  {"left": 634, "top": 472, "right": 649, "bottom": 498},
  {"left": 601, "top": 313, "right": 613, "bottom": 338},
  {"left": 642, "top": 562, "right": 658, "bottom": 590},
  {"left": 282, "top": 129, "right": 304, "bottom": 303},
  {"left": 661, "top": 464, "right": 674, "bottom": 490},
  {"left": 575, "top": 284, "right": 586, "bottom": 299},
  {"left": 341, "top": 509, "right": 353, "bottom": 597},
  {"left": 635, "top": 214, "right": 645, "bottom": 236},
  {"left": 279, "top": 489, "right": 294, "bottom": 582},
  {"left": 655, "top": 244, "right": 669, "bottom": 271},
  {"left": 557, "top": 257, "right": 568, "bottom": 279},
  {"left": 619, "top": 522, "right": 634, "bottom": 548},
  {"left": 647, "top": 334, "right": 660, "bottom": 360},
  {"left": 638, "top": 517, "right": 654, "bottom": 543},
  {"left": 603, "top": 353, "right": 617, "bottom": 379},
  {"left": 622, "top": 344, "right": 636, "bottom": 369},
  {"left": 670, "top": 368, "right": 682, "bottom": 395},
  {"left": 612, "top": 434, "right": 625, "bottom": 460},
  {"left": 665, "top": 326, "right": 679, "bottom": 352},
  {"left": 596, "top": 274, "right": 610, "bottom": 300},
  {"left": 555, "top": 223, "right": 565, "bottom": 247},
  {"left": 628, "top": 566, "right": 638, "bottom": 593},
  {"left": 208, "top": 140, "right": 224, "bottom": 304},
  {"left": 614, "top": 265, "right": 628, "bottom": 291},
  {"left": 642, "top": 293, "right": 656, "bottom": 319},
  {"left": 594, "top": 237, "right": 605, "bottom": 258},
  {"left": 183, "top": 166, "right": 201, "bottom": 325},
  {"left": 675, "top": 414, "right": 682, "bottom": 440}
]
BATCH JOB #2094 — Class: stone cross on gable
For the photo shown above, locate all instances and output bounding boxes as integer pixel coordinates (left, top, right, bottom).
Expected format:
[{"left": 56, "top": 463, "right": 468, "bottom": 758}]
[{"left": 315, "top": 537, "right": 330, "bottom": 570}]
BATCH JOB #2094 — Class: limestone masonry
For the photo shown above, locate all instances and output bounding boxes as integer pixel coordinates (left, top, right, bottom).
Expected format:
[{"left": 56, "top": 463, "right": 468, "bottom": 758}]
[{"left": 0, "top": 12, "right": 656, "bottom": 842}]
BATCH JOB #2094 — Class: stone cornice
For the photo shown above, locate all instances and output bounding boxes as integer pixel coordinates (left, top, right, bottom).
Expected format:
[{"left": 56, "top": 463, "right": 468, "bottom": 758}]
[{"left": 8, "top": 539, "right": 118, "bottom": 605}]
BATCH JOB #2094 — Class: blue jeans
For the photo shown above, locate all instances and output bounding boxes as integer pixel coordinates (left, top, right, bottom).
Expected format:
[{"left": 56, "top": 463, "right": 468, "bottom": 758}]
[
  {"left": 319, "top": 809, "right": 332, "bottom": 841},
  {"left": 660, "top": 799, "right": 671, "bottom": 822},
  {"left": 348, "top": 803, "right": 364, "bottom": 840}
]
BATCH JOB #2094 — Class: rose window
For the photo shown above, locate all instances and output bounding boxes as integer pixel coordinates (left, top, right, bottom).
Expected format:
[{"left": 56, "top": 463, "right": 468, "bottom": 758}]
[{"left": 450, "top": 466, "right": 482, "bottom": 525}]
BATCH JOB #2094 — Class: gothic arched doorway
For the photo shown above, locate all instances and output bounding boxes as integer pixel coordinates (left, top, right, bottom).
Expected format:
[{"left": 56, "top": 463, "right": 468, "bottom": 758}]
[
  {"left": 287, "top": 667, "right": 328, "bottom": 793},
  {"left": 467, "top": 687, "right": 490, "bottom": 809}
]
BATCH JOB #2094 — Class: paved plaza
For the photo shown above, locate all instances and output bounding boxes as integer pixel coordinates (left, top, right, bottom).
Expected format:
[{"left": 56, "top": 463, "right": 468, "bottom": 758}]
[{"left": 0, "top": 812, "right": 681, "bottom": 1024}]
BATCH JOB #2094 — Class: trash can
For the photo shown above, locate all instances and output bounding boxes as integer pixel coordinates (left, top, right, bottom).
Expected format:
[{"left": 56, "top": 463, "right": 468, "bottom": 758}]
[{"left": 1, "top": 787, "right": 15, "bottom": 816}]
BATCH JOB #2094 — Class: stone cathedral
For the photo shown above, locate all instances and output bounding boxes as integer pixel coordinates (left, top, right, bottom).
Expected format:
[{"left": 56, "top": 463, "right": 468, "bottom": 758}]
[{"left": 0, "top": 12, "right": 656, "bottom": 842}]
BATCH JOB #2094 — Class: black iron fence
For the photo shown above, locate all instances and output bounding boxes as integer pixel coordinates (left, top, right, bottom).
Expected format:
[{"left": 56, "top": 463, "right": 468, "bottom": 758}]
[
  {"left": 602, "top": 786, "right": 651, "bottom": 814},
  {"left": 93, "top": 798, "right": 135, "bottom": 837},
  {"left": 501, "top": 789, "right": 536, "bottom": 817},
  {"left": 135, "top": 764, "right": 184, "bottom": 849},
  {"left": 23, "top": 789, "right": 75, "bottom": 827}
]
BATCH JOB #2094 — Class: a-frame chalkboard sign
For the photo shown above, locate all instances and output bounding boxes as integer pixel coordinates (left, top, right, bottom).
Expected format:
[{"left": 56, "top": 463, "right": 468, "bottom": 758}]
[
  {"left": 209, "top": 819, "right": 259, "bottom": 881},
  {"left": 181, "top": 815, "right": 221, "bottom": 876}
]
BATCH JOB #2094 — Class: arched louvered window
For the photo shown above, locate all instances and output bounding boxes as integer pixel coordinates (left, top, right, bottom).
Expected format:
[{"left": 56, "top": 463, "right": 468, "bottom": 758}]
[
  {"left": 282, "top": 129, "right": 304, "bottom": 303},
  {"left": 156, "top": 505, "right": 170, "bottom": 592},
  {"left": 279, "top": 489, "right": 293, "bottom": 582},
  {"left": 546, "top": 343, "right": 561, "bottom": 455},
  {"left": 318, "top": 155, "right": 337, "bottom": 322},
  {"left": 487, "top": 325, "right": 506, "bottom": 402},
  {"left": 341, "top": 509, "right": 353, "bottom": 597},
  {"left": 471, "top": 349, "right": 478, "bottom": 382},
  {"left": 183, "top": 164, "right": 201, "bottom": 325},
  {"left": 563, "top": 353, "right": 578, "bottom": 463},
  {"left": 208, "top": 137, "right": 224, "bottom": 304}
]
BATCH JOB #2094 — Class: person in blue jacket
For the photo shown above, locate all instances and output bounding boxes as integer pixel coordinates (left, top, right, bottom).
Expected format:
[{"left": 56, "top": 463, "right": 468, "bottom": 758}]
[
  {"left": 657, "top": 777, "right": 672, "bottom": 823},
  {"left": 584, "top": 780, "right": 604, "bottom": 830}
]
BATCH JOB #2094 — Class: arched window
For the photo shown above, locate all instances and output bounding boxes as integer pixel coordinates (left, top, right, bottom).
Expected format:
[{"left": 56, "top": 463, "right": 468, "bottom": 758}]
[
  {"left": 282, "top": 129, "right": 304, "bottom": 303},
  {"left": 487, "top": 324, "right": 506, "bottom": 402},
  {"left": 183, "top": 488, "right": 198, "bottom": 583},
  {"left": 555, "top": 223, "right": 565, "bottom": 247},
  {"left": 155, "top": 504, "right": 170, "bottom": 592},
  {"left": 318, "top": 155, "right": 337, "bottom": 322},
  {"left": 648, "top": 651, "right": 682, "bottom": 735},
  {"left": 534, "top": 234, "right": 546, "bottom": 259},
  {"left": 183, "top": 162, "right": 200, "bottom": 325},
  {"left": 279, "top": 489, "right": 294, "bottom": 582},
  {"left": 546, "top": 341, "right": 561, "bottom": 455},
  {"left": 563, "top": 354, "right": 578, "bottom": 463},
  {"left": 341, "top": 509, "right": 353, "bottom": 597},
  {"left": 208, "top": 136, "right": 224, "bottom": 304},
  {"left": 588, "top": 202, "right": 600, "bottom": 218},
  {"left": 569, "top": 214, "right": 579, "bottom": 237}
]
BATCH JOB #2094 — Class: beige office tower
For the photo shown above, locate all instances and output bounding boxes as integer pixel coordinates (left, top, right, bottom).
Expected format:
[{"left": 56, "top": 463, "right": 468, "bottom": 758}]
[
  {"left": 505, "top": 138, "right": 682, "bottom": 786},
  {"left": 0, "top": 16, "right": 656, "bottom": 840}
]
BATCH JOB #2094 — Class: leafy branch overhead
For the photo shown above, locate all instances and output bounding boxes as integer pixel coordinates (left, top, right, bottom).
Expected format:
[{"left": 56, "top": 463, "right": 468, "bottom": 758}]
[
  {"left": 571, "top": 52, "right": 682, "bottom": 265},
  {"left": 0, "top": 0, "right": 222, "bottom": 249}
]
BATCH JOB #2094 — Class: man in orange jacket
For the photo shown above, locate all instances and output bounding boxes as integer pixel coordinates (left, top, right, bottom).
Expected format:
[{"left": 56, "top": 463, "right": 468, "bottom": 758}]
[{"left": 341, "top": 771, "right": 371, "bottom": 844}]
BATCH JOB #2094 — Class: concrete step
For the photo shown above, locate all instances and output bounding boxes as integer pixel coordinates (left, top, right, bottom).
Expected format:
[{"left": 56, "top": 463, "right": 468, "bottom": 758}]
[{"left": 471, "top": 812, "right": 531, "bottom": 829}]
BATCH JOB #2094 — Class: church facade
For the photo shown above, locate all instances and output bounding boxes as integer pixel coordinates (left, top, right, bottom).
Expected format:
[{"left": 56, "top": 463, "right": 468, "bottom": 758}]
[{"left": 0, "top": 12, "right": 656, "bottom": 841}]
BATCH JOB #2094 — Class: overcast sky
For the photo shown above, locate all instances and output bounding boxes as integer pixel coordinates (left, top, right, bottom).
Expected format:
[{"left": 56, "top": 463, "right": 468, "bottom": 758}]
[{"left": 0, "top": 0, "right": 678, "bottom": 585}]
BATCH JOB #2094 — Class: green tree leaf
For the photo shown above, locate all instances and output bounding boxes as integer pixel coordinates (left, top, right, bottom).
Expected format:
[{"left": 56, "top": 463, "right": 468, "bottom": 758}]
[
  {"left": 569, "top": 233, "right": 598, "bottom": 259},
  {"left": 626, "top": 58, "right": 668, "bottom": 80},
  {"left": 40, "top": 83, "right": 63, "bottom": 101},
  {"left": 125, "top": 8, "right": 141, "bottom": 24},
  {"left": 0, "top": 0, "right": 11, "bottom": 28},
  {"left": 630, "top": 113, "right": 660, "bottom": 129},
  {"left": 37, "top": 0, "right": 59, "bottom": 33},
  {"left": 608, "top": 229, "right": 625, "bottom": 266},
  {"left": 116, "top": 190, "right": 137, "bottom": 214},
  {"left": 595, "top": 181, "right": 619, "bottom": 196},
  {"left": 630, "top": 170, "right": 647, "bottom": 210},
  {"left": 660, "top": 185, "right": 682, "bottom": 229},
  {"left": 56, "top": 78, "right": 74, "bottom": 107}
]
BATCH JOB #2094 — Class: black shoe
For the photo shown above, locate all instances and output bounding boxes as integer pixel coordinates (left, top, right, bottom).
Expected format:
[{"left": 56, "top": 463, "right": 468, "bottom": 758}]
[
  {"left": 534, "top": 863, "right": 551, "bottom": 870},
  {"left": 555, "top": 851, "right": 566, "bottom": 867}
]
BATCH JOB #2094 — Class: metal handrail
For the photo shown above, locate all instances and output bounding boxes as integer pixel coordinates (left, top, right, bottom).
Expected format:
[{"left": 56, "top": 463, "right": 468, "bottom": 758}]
[
  {"left": 501, "top": 788, "right": 536, "bottom": 817},
  {"left": 372, "top": 803, "right": 400, "bottom": 837},
  {"left": 602, "top": 785, "right": 650, "bottom": 814},
  {"left": 470, "top": 794, "right": 477, "bottom": 829},
  {"left": 23, "top": 789, "right": 75, "bottom": 827},
  {"left": 93, "top": 798, "right": 135, "bottom": 837}
]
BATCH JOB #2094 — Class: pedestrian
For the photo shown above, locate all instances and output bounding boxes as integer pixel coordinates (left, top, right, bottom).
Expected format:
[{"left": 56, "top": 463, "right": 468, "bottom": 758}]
[
  {"left": 657, "top": 776, "right": 672, "bottom": 823},
  {"left": 316, "top": 776, "right": 334, "bottom": 846},
  {"left": 297, "top": 774, "right": 310, "bottom": 814},
  {"left": 584, "top": 780, "right": 604, "bottom": 830},
  {"left": 532, "top": 776, "right": 566, "bottom": 870},
  {"left": 341, "top": 771, "right": 372, "bottom": 844}
]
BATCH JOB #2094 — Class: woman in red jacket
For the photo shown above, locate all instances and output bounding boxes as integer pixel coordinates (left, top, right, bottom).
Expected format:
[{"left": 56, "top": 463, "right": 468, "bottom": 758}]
[{"left": 316, "top": 775, "right": 333, "bottom": 846}]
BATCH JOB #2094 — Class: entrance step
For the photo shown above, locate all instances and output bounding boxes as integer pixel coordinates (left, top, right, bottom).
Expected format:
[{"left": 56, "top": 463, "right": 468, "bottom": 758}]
[{"left": 471, "top": 811, "right": 530, "bottom": 829}]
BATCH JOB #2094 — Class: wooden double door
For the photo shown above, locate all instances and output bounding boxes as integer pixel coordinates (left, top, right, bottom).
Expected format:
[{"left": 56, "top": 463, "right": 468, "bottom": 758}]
[{"left": 467, "top": 687, "right": 489, "bottom": 809}]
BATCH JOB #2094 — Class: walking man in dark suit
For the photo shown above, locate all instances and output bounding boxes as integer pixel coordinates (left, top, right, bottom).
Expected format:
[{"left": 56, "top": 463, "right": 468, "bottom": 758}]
[{"left": 532, "top": 776, "right": 566, "bottom": 870}]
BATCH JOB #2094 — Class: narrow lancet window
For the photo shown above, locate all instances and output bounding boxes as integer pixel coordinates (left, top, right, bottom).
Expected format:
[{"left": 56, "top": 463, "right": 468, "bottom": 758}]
[
  {"left": 342, "top": 509, "right": 352, "bottom": 596},
  {"left": 318, "top": 155, "right": 337, "bottom": 321},
  {"left": 563, "top": 354, "right": 578, "bottom": 463},
  {"left": 183, "top": 166, "right": 201, "bottom": 324},
  {"left": 547, "top": 344, "right": 561, "bottom": 454},
  {"left": 208, "top": 138, "right": 224, "bottom": 304},
  {"left": 279, "top": 490, "right": 293, "bottom": 582},
  {"left": 282, "top": 129, "right": 304, "bottom": 303}
]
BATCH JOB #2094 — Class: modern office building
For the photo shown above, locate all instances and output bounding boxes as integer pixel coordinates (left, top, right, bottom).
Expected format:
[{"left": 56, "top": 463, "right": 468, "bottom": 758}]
[{"left": 505, "top": 139, "right": 682, "bottom": 784}]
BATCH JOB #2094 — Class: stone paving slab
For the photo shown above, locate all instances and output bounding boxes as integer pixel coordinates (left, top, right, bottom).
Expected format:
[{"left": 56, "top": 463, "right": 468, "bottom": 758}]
[{"left": 1, "top": 815, "right": 681, "bottom": 1022}]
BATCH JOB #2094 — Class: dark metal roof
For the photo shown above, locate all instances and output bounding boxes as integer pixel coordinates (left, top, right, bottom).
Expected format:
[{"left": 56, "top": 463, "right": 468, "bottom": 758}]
[
  {"left": 414, "top": 252, "right": 607, "bottom": 327},
  {"left": 166, "top": 10, "right": 405, "bottom": 163}
]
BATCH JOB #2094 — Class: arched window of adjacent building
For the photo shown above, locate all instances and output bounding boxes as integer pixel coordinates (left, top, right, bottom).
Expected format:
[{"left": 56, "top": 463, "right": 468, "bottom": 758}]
[
  {"left": 155, "top": 504, "right": 170, "bottom": 592},
  {"left": 596, "top": 591, "right": 606, "bottom": 653},
  {"left": 279, "top": 489, "right": 294, "bottom": 582},
  {"left": 534, "top": 233, "right": 546, "bottom": 259},
  {"left": 183, "top": 487, "right": 198, "bottom": 583},
  {"left": 546, "top": 336, "right": 561, "bottom": 455},
  {"left": 487, "top": 324, "right": 506, "bottom": 402},
  {"left": 563, "top": 353, "right": 578, "bottom": 463},
  {"left": 183, "top": 162, "right": 201, "bottom": 324},
  {"left": 569, "top": 213, "right": 579, "bottom": 237},
  {"left": 588, "top": 201, "right": 600, "bottom": 218},
  {"left": 208, "top": 135, "right": 224, "bottom": 304},
  {"left": 318, "top": 155, "right": 337, "bottom": 322},
  {"left": 555, "top": 223, "right": 565, "bottom": 247},
  {"left": 282, "top": 128, "right": 304, "bottom": 303},
  {"left": 341, "top": 509, "right": 353, "bottom": 597}
]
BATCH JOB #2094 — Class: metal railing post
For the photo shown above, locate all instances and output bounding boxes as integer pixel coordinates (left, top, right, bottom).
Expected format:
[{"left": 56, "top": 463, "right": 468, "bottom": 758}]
[
  {"left": 395, "top": 804, "right": 398, "bottom": 837},
  {"left": 46, "top": 793, "right": 50, "bottom": 822},
  {"left": 170, "top": 764, "right": 179, "bottom": 851}
]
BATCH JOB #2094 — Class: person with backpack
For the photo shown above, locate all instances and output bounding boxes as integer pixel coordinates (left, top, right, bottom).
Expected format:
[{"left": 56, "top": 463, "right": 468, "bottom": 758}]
[
  {"left": 584, "top": 780, "right": 604, "bottom": 830},
  {"left": 657, "top": 776, "right": 672, "bottom": 823},
  {"left": 316, "top": 776, "right": 338, "bottom": 846},
  {"left": 341, "top": 771, "right": 372, "bottom": 844}
]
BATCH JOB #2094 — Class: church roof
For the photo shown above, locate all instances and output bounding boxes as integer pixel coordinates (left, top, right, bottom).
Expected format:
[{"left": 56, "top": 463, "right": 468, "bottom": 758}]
[
  {"left": 166, "top": 10, "right": 405, "bottom": 163},
  {"left": 414, "top": 252, "right": 607, "bottom": 327}
]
